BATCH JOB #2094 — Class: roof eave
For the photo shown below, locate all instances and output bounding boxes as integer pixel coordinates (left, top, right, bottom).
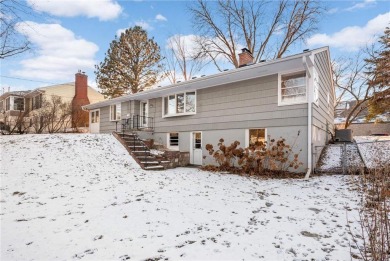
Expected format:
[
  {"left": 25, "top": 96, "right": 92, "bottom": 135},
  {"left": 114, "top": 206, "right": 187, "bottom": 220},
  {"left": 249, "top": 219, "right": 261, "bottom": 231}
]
[{"left": 84, "top": 48, "right": 329, "bottom": 110}]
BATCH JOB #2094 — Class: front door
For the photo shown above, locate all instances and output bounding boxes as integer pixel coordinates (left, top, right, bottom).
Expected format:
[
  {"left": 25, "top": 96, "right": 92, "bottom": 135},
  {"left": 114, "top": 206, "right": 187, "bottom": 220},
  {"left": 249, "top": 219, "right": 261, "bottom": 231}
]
[
  {"left": 140, "top": 101, "right": 148, "bottom": 128},
  {"left": 90, "top": 109, "right": 100, "bottom": 133},
  {"left": 191, "top": 132, "right": 202, "bottom": 165}
]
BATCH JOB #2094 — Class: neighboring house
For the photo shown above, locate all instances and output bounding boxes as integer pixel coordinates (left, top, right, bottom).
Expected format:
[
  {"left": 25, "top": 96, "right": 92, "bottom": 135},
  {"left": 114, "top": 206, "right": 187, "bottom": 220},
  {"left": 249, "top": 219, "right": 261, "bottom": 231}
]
[
  {"left": 334, "top": 100, "right": 369, "bottom": 124},
  {"left": 84, "top": 47, "right": 335, "bottom": 173},
  {"left": 0, "top": 72, "right": 105, "bottom": 133}
]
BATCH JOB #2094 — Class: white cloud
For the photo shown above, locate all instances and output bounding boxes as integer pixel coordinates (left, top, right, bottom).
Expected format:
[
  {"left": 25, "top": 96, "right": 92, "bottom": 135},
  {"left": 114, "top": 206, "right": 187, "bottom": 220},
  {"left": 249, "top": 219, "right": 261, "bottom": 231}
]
[
  {"left": 307, "top": 12, "right": 389, "bottom": 51},
  {"left": 116, "top": 28, "right": 126, "bottom": 37},
  {"left": 27, "top": 0, "right": 122, "bottom": 21},
  {"left": 327, "top": 8, "right": 339, "bottom": 14},
  {"left": 12, "top": 21, "right": 99, "bottom": 81},
  {"left": 166, "top": 34, "right": 244, "bottom": 64},
  {"left": 155, "top": 14, "right": 167, "bottom": 22},
  {"left": 166, "top": 34, "right": 199, "bottom": 56},
  {"left": 346, "top": 0, "right": 376, "bottom": 11},
  {"left": 135, "top": 21, "right": 153, "bottom": 30}
]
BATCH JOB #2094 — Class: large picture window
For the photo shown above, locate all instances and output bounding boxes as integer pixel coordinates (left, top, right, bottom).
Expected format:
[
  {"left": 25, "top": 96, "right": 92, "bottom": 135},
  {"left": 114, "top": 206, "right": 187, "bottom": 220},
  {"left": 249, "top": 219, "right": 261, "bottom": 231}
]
[
  {"left": 279, "top": 71, "right": 306, "bottom": 105},
  {"left": 163, "top": 92, "right": 196, "bottom": 117},
  {"left": 13, "top": 97, "right": 24, "bottom": 111},
  {"left": 110, "top": 104, "right": 121, "bottom": 121},
  {"left": 5, "top": 96, "right": 24, "bottom": 111}
]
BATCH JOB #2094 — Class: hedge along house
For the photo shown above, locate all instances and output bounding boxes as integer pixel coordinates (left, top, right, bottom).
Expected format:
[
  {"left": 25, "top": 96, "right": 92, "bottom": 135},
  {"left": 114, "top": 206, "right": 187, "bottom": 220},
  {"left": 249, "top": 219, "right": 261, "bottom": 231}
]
[{"left": 84, "top": 47, "right": 334, "bottom": 174}]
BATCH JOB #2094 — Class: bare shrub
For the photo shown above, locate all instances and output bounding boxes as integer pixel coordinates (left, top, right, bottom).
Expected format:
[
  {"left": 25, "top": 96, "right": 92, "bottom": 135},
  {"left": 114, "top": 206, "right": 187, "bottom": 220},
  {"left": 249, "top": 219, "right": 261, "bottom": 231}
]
[
  {"left": 204, "top": 135, "right": 303, "bottom": 176},
  {"left": 350, "top": 165, "right": 390, "bottom": 261}
]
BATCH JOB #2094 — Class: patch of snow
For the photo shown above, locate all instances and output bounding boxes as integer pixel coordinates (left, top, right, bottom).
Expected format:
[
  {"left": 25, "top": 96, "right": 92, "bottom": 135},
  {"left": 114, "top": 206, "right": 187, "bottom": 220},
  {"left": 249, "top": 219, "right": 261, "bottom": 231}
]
[
  {"left": 150, "top": 149, "right": 164, "bottom": 156},
  {"left": 334, "top": 117, "right": 346, "bottom": 124},
  {"left": 346, "top": 144, "right": 364, "bottom": 169},
  {"left": 354, "top": 136, "right": 390, "bottom": 169},
  {"left": 1, "top": 134, "right": 362, "bottom": 260},
  {"left": 317, "top": 145, "right": 342, "bottom": 171}
]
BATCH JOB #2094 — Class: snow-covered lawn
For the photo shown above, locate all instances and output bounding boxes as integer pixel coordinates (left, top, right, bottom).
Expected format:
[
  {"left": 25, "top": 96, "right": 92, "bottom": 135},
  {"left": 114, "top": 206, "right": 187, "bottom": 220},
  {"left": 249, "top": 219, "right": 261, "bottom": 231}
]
[
  {"left": 1, "top": 134, "right": 361, "bottom": 260},
  {"left": 355, "top": 136, "right": 390, "bottom": 169}
]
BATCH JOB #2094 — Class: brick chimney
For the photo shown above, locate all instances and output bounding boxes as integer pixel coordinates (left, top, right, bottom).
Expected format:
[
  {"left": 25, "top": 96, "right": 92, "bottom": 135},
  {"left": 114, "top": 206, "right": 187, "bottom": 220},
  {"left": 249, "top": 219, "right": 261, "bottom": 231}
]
[
  {"left": 74, "top": 71, "right": 89, "bottom": 102},
  {"left": 238, "top": 48, "right": 253, "bottom": 67},
  {"left": 72, "top": 70, "right": 90, "bottom": 128}
]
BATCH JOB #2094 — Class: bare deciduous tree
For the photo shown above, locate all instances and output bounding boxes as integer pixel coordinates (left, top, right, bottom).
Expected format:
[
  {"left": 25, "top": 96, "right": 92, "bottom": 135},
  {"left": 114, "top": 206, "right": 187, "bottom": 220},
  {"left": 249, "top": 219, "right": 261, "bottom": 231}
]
[
  {"left": 332, "top": 53, "right": 372, "bottom": 129},
  {"left": 45, "top": 95, "right": 72, "bottom": 133},
  {"left": 29, "top": 95, "right": 72, "bottom": 133},
  {"left": 0, "top": 0, "right": 33, "bottom": 59},
  {"left": 189, "top": 0, "right": 323, "bottom": 69},
  {"left": 165, "top": 34, "right": 206, "bottom": 84},
  {"left": 1, "top": 110, "right": 29, "bottom": 134}
]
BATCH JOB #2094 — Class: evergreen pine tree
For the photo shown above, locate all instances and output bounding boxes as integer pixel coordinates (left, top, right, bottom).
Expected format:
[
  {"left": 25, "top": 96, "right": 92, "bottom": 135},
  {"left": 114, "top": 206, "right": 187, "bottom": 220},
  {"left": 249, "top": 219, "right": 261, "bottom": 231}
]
[{"left": 95, "top": 26, "right": 164, "bottom": 98}]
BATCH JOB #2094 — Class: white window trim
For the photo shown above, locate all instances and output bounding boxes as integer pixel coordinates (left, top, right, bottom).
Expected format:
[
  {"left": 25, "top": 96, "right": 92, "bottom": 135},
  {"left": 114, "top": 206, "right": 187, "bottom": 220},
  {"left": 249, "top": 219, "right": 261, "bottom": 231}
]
[
  {"left": 162, "top": 91, "right": 197, "bottom": 118},
  {"left": 245, "top": 128, "right": 268, "bottom": 148},
  {"left": 278, "top": 70, "right": 308, "bottom": 106},
  {"left": 167, "top": 132, "right": 179, "bottom": 150},
  {"left": 6, "top": 96, "right": 25, "bottom": 112},
  {"left": 91, "top": 109, "right": 100, "bottom": 124},
  {"left": 110, "top": 103, "right": 121, "bottom": 121},
  {"left": 327, "top": 92, "right": 331, "bottom": 115},
  {"left": 140, "top": 100, "right": 148, "bottom": 117}
]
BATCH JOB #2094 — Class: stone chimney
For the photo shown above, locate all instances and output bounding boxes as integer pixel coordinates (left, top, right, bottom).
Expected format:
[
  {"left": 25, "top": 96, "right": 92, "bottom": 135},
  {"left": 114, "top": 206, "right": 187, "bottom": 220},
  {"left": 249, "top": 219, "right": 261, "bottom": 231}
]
[
  {"left": 72, "top": 70, "right": 90, "bottom": 128},
  {"left": 238, "top": 48, "right": 253, "bottom": 67}
]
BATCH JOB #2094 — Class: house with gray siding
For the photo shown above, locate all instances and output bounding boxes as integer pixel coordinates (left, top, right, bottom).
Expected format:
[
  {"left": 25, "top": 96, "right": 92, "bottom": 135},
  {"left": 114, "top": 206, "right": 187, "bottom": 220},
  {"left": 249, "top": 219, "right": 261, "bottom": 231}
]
[{"left": 83, "top": 47, "right": 335, "bottom": 174}]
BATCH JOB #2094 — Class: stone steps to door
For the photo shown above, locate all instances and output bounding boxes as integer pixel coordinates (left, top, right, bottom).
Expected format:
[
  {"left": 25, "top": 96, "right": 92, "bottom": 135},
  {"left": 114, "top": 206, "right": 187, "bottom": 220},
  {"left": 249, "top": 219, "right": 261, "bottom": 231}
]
[{"left": 115, "top": 132, "right": 165, "bottom": 171}]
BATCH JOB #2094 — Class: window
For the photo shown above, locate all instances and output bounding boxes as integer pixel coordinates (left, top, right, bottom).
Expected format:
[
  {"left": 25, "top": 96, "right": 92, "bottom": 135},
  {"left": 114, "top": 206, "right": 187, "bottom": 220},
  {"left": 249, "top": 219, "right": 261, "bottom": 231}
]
[
  {"left": 0, "top": 100, "right": 3, "bottom": 111},
  {"left": 163, "top": 92, "right": 196, "bottom": 117},
  {"left": 91, "top": 110, "right": 99, "bottom": 123},
  {"left": 13, "top": 97, "right": 24, "bottom": 111},
  {"left": 279, "top": 72, "right": 306, "bottom": 105},
  {"left": 32, "top": 94, "right": 42, "bottom": 110},
  {"left": 168, "top": 133, "right": 179, "bottom": 149},
  {"left": 4, "top": 96, "right": 24, "bottom": 111},
  {"left": 249, "top": 129, "right": 266, "bottom": 146},
  {"left": 5, "top": 97, "right": 10, "bottom": 111},
  {"left": 110, "top": 104, "right": 121, "bottom": 121}
]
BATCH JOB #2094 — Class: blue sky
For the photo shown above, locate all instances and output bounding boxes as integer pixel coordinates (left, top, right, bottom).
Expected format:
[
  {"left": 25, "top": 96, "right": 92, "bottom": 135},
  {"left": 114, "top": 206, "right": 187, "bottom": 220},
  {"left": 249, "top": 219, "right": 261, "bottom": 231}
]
[{"left": 1, "top": 0, "right": 389, "bottom": 92}]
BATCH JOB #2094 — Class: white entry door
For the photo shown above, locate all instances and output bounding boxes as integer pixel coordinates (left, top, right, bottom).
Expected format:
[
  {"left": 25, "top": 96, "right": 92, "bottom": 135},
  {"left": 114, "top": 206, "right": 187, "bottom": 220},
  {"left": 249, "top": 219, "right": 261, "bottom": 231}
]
[
  {"left": 191, "top": 132, "right": 202, "bottom": 165},
  {"left": 90, "top": 109, "right": 100, "bottom": 133}
]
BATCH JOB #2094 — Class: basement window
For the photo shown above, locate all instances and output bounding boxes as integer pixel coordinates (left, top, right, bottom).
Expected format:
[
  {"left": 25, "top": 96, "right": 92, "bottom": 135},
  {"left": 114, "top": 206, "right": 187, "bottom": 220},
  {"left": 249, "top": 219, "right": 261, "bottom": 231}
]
[
  {"left": 246, "top": 128, "right": 267, "bottom": 147},
  {"left": 163, "top": 92, "right": 196, "bottom": 117},
  {"left": 278, "top": 71, "right": 307, "bottom": 106},
  {"left": 168, "top": 132, "right": 179, "bottom": 149}
]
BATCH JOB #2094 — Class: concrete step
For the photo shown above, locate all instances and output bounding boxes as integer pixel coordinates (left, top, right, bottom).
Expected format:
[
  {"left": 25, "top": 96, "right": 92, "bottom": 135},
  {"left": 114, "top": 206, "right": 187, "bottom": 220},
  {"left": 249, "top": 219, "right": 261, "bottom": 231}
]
[
  {"left": 140, "top": 161, "right": 159, "bottom": 164},
  {"left": 144, "top": 165, "right": 164, "bottom": 170},
  {"left": 133, "top": 153, "right": 151, "bottom": 158}
]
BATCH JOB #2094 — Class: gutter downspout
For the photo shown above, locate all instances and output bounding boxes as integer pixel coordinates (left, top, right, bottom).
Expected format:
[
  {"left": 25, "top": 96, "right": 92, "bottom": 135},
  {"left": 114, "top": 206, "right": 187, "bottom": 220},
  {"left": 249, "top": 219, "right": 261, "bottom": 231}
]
[{"left": 303, "top": 55, "right": 314, "bottom": 179}]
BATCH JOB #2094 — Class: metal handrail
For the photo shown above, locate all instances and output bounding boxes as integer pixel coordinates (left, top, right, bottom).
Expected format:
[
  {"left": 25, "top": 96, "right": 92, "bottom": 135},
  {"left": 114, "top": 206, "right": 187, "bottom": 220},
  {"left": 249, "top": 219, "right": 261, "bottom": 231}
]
[{"left": 121, "top": 115, "right": 154, "bottom": 132}]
